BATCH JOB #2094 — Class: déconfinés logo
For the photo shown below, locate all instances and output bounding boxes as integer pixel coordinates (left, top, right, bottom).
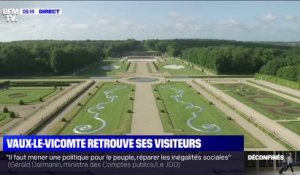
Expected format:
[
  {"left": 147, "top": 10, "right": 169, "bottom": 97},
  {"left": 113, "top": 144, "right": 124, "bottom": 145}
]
[{"left": 248, "top": 154, "right": 284, "bottom": 161}]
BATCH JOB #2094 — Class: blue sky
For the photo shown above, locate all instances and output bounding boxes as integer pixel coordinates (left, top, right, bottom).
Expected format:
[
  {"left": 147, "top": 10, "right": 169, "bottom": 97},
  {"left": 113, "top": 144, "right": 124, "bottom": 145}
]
[{"left": 1, "top": 1, "right": 300, "bottom": 41}]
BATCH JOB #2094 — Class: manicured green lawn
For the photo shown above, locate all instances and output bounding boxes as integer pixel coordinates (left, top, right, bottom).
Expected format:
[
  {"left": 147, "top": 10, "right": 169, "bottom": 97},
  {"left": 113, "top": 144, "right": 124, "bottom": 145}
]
[
  {"left": 213, "top": 83, "right": 300, "bottom": 135},
  {"left": 77, "top": 60, "right": 129, "bottom": 76},
  {"left": 212, "top": 83, "right": 300, "bottom": 120},
  {"left": 279, "top": 122, "right": 300, "bottom": 135},
  {"left": 0, "top": 112, "right": 13, "bottom": 127},
  {"left": 154, "top": 82, "right": 264, "bottom": 148},
  {"left": 155, "top": 59, "right": 205, "bottom": 75},
  {"left": 0, "top": 87, "right": 58, "bottom": 104},
  {"left": 60, "top": 83, "right": 134, "bottom": 135}
]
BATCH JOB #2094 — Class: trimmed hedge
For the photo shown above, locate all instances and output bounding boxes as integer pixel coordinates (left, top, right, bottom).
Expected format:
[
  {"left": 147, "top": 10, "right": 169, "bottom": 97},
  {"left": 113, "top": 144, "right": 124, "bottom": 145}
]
[
  {"left": 0, "top": 81, "right": 9, "bottom": 88},
  {"left": 9, "top": 81, "right": 79, "bottom": 87},
  {"left": 126, "top": 62, "right": 131, "bottom": 71},
  {"left": 153, "top": 62, "right": 159, "bottom": 71},
  {"left": 255, "top": 73, "right": 300, "bottom": 90}
]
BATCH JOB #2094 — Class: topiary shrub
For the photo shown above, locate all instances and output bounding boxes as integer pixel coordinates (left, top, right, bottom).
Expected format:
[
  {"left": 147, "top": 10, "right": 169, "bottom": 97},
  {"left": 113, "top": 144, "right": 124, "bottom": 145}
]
[
  {"left": 127, "top": 109, "right": 132, "bottom": 113},
  {"left": 130, "top": 97, "right": 134, "bottom": 100},
  {"left": 3, "top": 107, "right": 9, "bottom": 113},
  {"left": 9, "top": 111, "right": 16, "bottom": 118},
  {"left": 39, "top": 97, "right": 43, "bottom": 102},
  {"left": 156, "top": 97, "right": 160, "bottom": 100},
  {"left": 78, "top": 102, "right": 82, "bottom": 106},
  {"left": 160, "top": 109, "right": 165, "bottom": 113},
  {"left": 19, "top": 100, "right": 24, "bottom": 105}
]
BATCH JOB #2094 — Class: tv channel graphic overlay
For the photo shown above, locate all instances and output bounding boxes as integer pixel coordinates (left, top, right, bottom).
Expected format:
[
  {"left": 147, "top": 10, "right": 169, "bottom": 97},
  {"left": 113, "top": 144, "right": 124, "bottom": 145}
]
[
  {"left": 245, "top": 151, "right": 300, "bottom": 175},
  {"left": 3, "top": 135, "right": 243, "bottom": 152},
  {"left": 2, "top": 8, "right": 62, "bottom": 23},
  {"left": 0, "top": 135, "right": 244, "bottom": 175}
]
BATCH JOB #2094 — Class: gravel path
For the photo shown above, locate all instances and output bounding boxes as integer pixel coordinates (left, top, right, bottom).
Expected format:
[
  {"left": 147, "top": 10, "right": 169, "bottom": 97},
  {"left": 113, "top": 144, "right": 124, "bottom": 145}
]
[
  {"left": 249, "top": 79, "right": 300, "bottom": 98},
  {"left": 245, "top": 81, "right": 300, "bottom": 103},
  {"left": 0, "top": 84, "right": 77, "bottom": 132},
  {"left": 130, "top": 61, "right": 166, "bottom": 134},
  {"left": 2, "top": 80, "right": 94, "bottom": 135},
  {"left": 135, "top": 61, "right": 150, "bottom": 77},
  {"left": 0, "top": 80, "right": 94, "bottom": 150},
  {"left": 148, "top": 62, "right": 158, "bottom": 73},
  {"left": 127, "top": 62, "right": 136, "bottom": 73},
  {"left": 37, "top": 83, "right": 99, "bottom": 135}
]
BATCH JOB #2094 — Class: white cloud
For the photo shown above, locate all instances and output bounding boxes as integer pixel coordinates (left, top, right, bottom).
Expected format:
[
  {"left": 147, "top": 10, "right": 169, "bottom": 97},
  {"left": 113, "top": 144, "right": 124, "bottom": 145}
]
[
  {"left": 49, "top": 17, "right": 72, "bottom": 24},
  {"left": 165, "top": 11, "right": 201, "bottom": 32},
  {"left": 260, "top": 14, "right": 277, "bottom": 22},
  {"left": 165, "top": 12, "right": 257, "bottom": 34},
  {"left": 202, "top": 19, "right": 250, "bottom": 33},
  {"left": 0, "top": 15, "right": 91, "bottom": 41},
  {"left": 96, "top": 15, "right": 146, "bottom": 30},
  {"left": 218, "top": 19, "right": 240, "bottom": 27},
  {"left": 174, "top": 22, "right": 185, "bottom": 30},
  {"left": 168, "top": 11, "right": 195, "bottom": 23},
  {"left": 97, "top": 15, "right": 117, "bottom": 26},
  {"left": 168, "top": 11, "right": 179, "bottom": 18},
  {"left": 136, "top": 24, "right": 146, "bottom": 29},
  {"left": 70, "top": 23, "right": 89, "bottom": 29},
  {"left": 285, "top": 15, "right": 299, "bottom": 23},
  {"left": 120, "top": 20, "right": 134, "bottom": 28}
]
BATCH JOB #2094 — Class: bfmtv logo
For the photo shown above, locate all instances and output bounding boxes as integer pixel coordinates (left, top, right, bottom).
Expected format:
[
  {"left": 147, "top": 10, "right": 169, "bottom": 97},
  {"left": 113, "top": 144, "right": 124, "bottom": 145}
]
[{"left": 2, "top": 9, "right": 18, "bottom": 22}]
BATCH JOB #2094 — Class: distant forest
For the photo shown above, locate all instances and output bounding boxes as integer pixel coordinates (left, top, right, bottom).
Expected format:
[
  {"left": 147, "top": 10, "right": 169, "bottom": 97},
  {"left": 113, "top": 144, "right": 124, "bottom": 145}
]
[
  {"left": 145, "top": 39, "right": 300, "bottom": 82},
  {"left": 0, "top": 39, "right": 299, "bottom": 82},
  {"left": 0, "top": 39, "right": 139, "bottom": 75}
]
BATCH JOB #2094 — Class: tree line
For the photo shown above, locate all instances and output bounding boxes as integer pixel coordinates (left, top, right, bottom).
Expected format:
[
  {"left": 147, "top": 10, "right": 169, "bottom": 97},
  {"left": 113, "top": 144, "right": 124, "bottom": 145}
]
[
  {"left": 1, "top": 39, "right": 299, "bottom": 82},
  {"left": 145, "top": 39, "right": 300, "bottom": 81},
  {"left": 143, "top": 39, "right": 290, "bottom": 57},
  {"left": 0, "top": 39, "right": 140, "bottom": 76},
  {"left": 259, "top": 49, "right": 300, "bottom": 82},
  {"left": 181, "top": 46, "right": 283, "bottom": 74}
]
